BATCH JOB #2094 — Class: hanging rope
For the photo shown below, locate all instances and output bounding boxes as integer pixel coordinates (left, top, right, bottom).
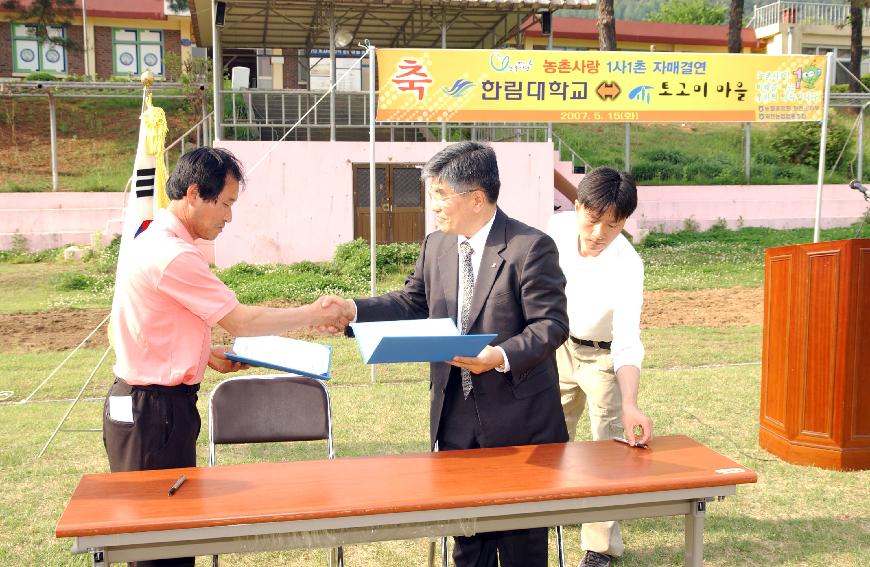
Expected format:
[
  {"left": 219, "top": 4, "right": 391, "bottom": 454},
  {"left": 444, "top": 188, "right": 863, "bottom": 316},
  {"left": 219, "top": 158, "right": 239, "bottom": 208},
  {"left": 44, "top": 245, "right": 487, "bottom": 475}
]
[
  {"left": 19, "top": 312, "right": 110, "bottom": 404},
  {"left": 37, "top": 345, "right": 112, "bottom": 459}
]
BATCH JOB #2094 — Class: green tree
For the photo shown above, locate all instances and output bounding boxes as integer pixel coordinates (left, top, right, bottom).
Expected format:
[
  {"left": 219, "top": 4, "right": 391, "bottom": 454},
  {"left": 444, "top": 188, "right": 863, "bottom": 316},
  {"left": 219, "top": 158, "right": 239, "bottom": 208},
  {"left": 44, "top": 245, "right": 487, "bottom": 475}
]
[
  {"left": 598, "top": 0, "right": 616, "bottom": 50},
  {"left": 648, "top": 0, "right": 727, "bottom": 25},
  {"left": 849, "top": 1, "right": 870, "bottom": 93},
  {"left": 167, "top": 0, "right": 189, "bottom": 13},
  {"left": 0, "top": 0, "right": 77, "bottom": 49},
  {"left": 728, "top": 1, "right": 745, "bottom": 53}
]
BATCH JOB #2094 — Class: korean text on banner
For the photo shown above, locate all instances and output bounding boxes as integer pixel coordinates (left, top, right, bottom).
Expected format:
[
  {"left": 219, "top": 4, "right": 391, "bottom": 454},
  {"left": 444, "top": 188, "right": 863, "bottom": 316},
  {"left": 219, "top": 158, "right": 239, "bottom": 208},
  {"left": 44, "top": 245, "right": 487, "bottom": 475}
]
[{"left": 376, "top": 50, "right": 827, "bottom": 124}]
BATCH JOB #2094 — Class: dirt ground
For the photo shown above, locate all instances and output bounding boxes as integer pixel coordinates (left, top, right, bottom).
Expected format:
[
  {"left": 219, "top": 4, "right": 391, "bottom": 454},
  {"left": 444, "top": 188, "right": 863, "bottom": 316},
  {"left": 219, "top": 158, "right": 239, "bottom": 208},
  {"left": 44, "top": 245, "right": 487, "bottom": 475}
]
[{"left": 0, "top": 288, "right": 763, "bottom": 353}]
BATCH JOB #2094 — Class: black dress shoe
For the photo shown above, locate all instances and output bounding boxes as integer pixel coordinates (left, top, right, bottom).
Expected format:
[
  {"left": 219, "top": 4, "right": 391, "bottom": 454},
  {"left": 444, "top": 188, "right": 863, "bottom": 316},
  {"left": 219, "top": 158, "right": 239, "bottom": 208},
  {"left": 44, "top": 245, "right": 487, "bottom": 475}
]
[{"left": 578, "top": 550, "right": 612, "bottom": 567}]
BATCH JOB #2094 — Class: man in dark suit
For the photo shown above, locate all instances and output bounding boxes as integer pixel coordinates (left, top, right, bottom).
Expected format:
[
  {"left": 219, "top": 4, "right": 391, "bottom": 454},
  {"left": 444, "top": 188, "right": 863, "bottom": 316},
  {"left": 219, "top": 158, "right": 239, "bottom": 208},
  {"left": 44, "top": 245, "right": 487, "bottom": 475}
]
[{"left": 325, "top": 141, "right": 569, "bottom": 567}]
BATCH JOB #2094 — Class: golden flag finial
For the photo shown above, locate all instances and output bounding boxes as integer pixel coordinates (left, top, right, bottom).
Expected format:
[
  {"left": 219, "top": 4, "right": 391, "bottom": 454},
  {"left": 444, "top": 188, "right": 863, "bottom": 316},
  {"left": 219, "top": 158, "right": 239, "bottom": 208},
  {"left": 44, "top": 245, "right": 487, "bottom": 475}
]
[{"left": 141, "top": 70, "right": 155, "bottom": 89}]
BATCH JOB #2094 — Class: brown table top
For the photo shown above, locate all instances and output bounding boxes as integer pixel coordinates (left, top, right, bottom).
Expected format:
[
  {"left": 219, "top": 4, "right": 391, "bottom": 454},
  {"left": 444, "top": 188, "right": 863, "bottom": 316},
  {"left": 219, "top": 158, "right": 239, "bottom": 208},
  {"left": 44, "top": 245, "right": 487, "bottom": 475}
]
[{"left": 56, "top": 435, "right": 756, "bottom": 539}]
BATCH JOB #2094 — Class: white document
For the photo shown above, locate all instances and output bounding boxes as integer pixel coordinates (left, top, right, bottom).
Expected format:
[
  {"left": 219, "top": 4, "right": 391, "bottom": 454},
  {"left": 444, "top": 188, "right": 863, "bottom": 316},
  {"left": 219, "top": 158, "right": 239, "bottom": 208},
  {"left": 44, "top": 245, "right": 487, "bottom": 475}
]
[
  {"left": 108, "top": 395, "right": 134, "bottom": 423},
  {"left": 352, "top": 318, "right": 460, "bottom": 359},
  {"left": 230, "top": 336, "right": 332, "bottom": 379}
]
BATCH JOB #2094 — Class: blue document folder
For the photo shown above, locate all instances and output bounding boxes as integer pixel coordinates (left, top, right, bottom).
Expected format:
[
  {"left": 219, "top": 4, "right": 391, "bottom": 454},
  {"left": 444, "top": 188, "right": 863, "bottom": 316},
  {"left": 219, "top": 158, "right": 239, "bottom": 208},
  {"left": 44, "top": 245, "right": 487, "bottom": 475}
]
[
  {"left": 224, "top": 336, "right": 331, "bottom": 380},
  {"left": 350, "top": 318, "right": 497, "bottom": 364}
]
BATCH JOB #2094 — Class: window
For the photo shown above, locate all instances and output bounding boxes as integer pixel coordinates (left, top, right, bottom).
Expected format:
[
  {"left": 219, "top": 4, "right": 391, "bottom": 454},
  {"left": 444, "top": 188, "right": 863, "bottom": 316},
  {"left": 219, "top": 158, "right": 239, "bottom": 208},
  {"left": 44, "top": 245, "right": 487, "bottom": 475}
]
[
  {"left": 802, "top": 45, "right": 870, "bottom": 84},
  {"left": 113, "top": 29, "right": 163, "bottom": 76},
  {"left": 11, "top": 23, "right": 66, "bottom": 74}
]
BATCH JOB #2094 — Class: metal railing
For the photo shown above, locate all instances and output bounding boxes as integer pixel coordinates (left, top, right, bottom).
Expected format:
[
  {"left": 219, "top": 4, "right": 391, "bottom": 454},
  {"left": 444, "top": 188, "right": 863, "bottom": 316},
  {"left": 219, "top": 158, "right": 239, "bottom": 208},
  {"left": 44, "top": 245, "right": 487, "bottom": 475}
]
[
  {"left": 220, "top": 88, "right": 561, "bottom": 144},
  {"left": 164, "top": 111, "right": 214, "bottom": 165},
  {"left": 753, "top": 1, "right": 870, "bottom": 29},
  {"left": 553, "top": 132, "right": 592, "bottom": 174}
]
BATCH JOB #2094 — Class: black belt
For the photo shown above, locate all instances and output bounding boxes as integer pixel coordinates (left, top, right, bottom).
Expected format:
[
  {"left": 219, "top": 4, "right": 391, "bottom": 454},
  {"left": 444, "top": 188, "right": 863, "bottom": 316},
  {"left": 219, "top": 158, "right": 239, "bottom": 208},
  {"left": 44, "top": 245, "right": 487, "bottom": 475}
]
[
  {"left": 570, "top": 337, "right": 612, "bottom": 350},
  {"left": 116, "top": 377, "right": 200, "bottom": 395}
]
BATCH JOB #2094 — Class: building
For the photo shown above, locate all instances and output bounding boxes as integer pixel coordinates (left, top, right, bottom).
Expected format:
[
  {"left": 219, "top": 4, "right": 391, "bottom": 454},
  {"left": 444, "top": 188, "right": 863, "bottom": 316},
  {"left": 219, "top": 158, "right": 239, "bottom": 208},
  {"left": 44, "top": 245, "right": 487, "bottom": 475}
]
[
  {"left": 0, "top": 0, "right": 193, "bottom": 79},
  {"left": 524, "top": 16, "right": 763, "bottom": 53},
  {"left": 753, "top": 1, "right": 870, "bottom": 83}
]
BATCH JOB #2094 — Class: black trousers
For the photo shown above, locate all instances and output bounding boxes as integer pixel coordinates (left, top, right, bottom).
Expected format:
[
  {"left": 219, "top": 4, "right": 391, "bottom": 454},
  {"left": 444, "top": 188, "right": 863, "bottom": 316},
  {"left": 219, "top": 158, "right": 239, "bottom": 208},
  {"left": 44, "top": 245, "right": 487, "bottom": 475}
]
[
  {"left": 437, "top": 372, "right": 549, "bottom": 567},
  {"left": 103, "top": 378, "right": 201, "bottom": 567}
]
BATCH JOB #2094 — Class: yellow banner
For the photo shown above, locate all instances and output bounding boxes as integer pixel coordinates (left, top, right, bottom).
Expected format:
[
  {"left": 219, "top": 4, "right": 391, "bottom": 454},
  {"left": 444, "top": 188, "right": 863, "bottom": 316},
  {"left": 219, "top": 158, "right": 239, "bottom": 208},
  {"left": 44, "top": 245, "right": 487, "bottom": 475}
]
[{"left": 376, "top": 49, "right": 827, "bottom": 123}]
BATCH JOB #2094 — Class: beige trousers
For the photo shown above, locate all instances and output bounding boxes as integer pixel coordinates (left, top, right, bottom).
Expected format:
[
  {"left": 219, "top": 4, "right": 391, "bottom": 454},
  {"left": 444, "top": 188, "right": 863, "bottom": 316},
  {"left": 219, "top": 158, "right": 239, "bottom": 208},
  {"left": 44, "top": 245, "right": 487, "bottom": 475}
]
[{"left": 556, "top": 340, "right": 625, "bottom": 557}]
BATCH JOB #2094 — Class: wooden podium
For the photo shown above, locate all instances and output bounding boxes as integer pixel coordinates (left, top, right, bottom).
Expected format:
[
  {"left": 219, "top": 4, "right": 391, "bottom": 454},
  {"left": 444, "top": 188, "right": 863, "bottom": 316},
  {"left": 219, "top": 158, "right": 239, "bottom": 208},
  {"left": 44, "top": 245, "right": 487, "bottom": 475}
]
[{"left": 760, "top": 238, "right": 870, "bottom": 470}]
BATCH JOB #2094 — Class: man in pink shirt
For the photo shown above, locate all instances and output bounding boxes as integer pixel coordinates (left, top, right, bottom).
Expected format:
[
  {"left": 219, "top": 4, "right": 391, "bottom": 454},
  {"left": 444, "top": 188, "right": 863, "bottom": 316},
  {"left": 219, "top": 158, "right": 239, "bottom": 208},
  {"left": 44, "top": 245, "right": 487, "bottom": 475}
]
[{"left": 104, "top": 148, "right": 346, "bottom": 567}]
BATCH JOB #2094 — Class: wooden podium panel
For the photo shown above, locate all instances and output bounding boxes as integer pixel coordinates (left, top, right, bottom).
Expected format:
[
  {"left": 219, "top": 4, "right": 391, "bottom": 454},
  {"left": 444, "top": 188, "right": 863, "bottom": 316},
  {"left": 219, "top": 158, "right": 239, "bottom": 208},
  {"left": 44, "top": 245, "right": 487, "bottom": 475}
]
[{"left": 760, "top": 238, "right": 870, "bottom": 470}]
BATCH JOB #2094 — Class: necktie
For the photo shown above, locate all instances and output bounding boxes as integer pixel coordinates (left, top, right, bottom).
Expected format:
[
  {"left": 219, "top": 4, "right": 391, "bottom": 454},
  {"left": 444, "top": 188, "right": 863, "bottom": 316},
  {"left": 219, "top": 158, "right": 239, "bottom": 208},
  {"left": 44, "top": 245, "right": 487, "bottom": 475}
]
[{"left": 459, "top": 240, "right": 474, "bottom": 399}]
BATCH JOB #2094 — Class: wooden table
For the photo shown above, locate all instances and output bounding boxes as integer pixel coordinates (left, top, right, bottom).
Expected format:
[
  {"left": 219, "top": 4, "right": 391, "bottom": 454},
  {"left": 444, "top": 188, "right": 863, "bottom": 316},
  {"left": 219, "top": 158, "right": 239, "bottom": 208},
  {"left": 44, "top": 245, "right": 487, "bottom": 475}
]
[{"left": 56, "top": 435, "right": 756, "bottom": 566}]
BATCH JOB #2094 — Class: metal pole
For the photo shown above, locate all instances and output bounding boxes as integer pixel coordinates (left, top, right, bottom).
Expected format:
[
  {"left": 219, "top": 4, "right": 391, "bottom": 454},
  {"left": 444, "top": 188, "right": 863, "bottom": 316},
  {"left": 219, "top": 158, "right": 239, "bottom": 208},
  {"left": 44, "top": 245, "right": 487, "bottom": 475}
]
[
  {"left": 81, "top": 0, "right": 90, "bottom": 79},
  {"left": 369, "top": 43, "right": 377, "bottom": 384},
  {"left": 329, "top": 23, "right": 336, "bottom": 142},
  {"left": 441, "top": 12, "right": 447, "bottom": 143},
  {"left": 48, "top": 92, "right": 59, "bottom": 191},
  {"left": 547, "top": 14, "right": 553, "bottom": 143},
  {"left": 201, "top": 88, "right": 208, "bottom": 146},
  {"left": 813, "top": 52, "right": 835, "bottom": 243},
  {"left": 745, "top": 123, "right": 751, "bottom": 182},
  {"left": 211, "top": 0, "right": 223, "bottom": 142},
  {"left": 859, "top": 105, "right": 865, "bottom": 182},
  {"left": 624, "top": 123, "right": 630, "bottom": 172}
]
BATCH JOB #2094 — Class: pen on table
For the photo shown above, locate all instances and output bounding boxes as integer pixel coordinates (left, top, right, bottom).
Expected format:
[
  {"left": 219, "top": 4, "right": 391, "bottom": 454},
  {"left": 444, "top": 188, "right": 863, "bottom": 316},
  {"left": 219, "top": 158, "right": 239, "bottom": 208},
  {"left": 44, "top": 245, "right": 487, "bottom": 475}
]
[
  {"left": 613, "top": 437, "right": 648, "bottom": 449},
  {"left": 168, "top": 475, "right": 186, "bottom": 496}
]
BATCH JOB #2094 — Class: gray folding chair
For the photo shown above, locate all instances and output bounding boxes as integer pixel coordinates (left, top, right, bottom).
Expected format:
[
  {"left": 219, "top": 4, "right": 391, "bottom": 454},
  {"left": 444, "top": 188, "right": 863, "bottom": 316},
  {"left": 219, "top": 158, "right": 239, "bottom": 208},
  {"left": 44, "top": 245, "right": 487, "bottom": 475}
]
[{"left": 208, "top": 374, "right": 342, "bottom": 567}]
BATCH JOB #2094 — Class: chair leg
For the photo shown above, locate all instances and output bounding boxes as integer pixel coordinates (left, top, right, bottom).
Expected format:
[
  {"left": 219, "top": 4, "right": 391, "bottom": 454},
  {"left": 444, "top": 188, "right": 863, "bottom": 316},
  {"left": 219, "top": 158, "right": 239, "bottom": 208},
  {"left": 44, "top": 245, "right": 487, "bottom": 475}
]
[
  {"left": 428, "top": 540, "right": 436, "bottom": 567},
  {"left": 441, "top": 536, "right": 449, "bottom": 567},
  {"left": 328, "top": 546, "right": 343, "bottom": 567},
  {"left": 556, "top": 525, "right": 566, "bottom": 567}
]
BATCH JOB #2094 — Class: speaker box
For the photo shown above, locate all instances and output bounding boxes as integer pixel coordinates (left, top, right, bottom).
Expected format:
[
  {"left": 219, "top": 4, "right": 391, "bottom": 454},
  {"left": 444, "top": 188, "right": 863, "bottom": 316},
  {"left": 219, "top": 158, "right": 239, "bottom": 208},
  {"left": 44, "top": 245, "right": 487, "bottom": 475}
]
[
  {"left": 215, "top": 1, "right": 227, "bottom": 28},
  {"left": 542, "top": 12, "right": 552, "bottom": 35}
]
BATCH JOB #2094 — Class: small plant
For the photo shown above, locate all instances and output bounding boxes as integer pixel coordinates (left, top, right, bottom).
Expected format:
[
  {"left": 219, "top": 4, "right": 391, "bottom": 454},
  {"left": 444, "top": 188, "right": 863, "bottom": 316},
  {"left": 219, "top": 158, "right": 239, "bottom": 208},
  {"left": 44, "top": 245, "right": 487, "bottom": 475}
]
[
  {"left": 711, "top": 217, "right": 729, "bottom": 231},
  {"left": 681, "top": 216, "right": 700, "bottom": 233},
  {"left": 11, "top": 231, "right": 28, "bottom": 255},
  {"left": 24, "top": 71, "right": 58, "bottom": 81},
  {"left": 55, "top": 272, "right": 95, "bottom": 290},
  {"left": 771, "top": 121, "right": 850, "bottom": 169}
]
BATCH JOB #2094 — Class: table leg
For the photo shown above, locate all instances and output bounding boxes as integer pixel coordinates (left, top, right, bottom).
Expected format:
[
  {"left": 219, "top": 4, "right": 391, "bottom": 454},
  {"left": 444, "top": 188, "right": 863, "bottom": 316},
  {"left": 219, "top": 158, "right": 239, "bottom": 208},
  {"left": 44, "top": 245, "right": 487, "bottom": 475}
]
[{"left": 684, "top": 500, "right": 706, "bottom": 567}]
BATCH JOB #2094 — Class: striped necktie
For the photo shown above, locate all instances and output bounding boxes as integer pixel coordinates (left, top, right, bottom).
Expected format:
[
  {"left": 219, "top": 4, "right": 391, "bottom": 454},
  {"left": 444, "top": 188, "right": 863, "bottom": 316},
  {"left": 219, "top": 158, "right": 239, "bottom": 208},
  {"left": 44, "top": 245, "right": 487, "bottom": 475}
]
[{"left": 459, "top": 240, "right": 474, "bottom": 399}]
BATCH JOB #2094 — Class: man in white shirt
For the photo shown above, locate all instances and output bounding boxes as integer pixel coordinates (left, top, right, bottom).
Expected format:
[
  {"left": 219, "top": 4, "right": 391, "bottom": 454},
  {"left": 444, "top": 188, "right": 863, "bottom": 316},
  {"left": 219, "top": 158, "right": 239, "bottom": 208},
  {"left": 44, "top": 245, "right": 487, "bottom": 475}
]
[{"left": 546, "top": 167, "right": 653, "bottom": 567}]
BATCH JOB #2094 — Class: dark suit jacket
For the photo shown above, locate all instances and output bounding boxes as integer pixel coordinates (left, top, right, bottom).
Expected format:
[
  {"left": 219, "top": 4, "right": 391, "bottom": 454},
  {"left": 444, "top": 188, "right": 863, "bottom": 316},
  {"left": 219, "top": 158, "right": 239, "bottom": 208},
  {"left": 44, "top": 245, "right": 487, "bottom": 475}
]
[{"left": 354, "top": 208, "right": 570, "bottom": 449}]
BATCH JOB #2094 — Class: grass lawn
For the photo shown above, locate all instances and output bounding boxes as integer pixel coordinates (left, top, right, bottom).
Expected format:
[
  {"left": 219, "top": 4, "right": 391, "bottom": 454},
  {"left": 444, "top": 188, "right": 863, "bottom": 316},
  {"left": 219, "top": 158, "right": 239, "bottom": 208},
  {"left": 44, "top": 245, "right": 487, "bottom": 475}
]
[
  {"left": 1, "top": 329, "right": 868, "bottom": 566},
  {"left": 1, "top": 226, "right": 868, "bottom": 565}
]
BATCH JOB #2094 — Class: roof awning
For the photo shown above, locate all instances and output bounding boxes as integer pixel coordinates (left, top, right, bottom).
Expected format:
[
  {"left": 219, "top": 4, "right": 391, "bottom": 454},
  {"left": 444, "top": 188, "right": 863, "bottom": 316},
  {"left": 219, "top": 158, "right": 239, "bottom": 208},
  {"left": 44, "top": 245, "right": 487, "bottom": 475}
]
[{"left": 191, "top": 0, "right": 596, "bottom": 50}]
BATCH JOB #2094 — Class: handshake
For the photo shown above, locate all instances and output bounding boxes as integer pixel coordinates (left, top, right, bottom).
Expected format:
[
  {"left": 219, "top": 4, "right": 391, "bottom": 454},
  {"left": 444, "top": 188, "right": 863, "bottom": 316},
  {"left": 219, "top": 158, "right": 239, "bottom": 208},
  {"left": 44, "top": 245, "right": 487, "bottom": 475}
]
[{"left": 307, "top": 295, "right": 356, "bottom": 334}]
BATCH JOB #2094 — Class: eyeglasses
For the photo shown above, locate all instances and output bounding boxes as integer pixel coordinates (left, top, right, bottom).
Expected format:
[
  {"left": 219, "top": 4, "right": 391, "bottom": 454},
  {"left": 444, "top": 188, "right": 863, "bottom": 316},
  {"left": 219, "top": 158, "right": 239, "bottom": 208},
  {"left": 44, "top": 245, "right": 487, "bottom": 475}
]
[{"left": 427, "top": 188, "right": 480, "bottom": 205}]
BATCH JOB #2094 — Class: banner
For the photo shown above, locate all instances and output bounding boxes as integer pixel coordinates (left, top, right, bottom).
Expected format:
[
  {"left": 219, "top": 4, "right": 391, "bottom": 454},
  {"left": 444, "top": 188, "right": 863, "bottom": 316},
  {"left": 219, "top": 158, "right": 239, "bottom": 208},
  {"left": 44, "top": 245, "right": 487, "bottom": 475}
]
[{"left": 376, "top": 49, "right": 828, "bottom": 123}]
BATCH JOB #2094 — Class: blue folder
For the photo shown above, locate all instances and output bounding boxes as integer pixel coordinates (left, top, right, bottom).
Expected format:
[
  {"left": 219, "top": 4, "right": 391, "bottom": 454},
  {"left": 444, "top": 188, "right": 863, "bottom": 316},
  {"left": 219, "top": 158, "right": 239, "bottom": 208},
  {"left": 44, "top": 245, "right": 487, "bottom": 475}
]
[
  {"left": 223, "top": 352, "right": 331, "bottom": 380},
  {"left": 350, "top": 319, "right": 497, "bottom": 364},
  {"left": 223, "top": 336, "right": 332, "bottom": 380}
]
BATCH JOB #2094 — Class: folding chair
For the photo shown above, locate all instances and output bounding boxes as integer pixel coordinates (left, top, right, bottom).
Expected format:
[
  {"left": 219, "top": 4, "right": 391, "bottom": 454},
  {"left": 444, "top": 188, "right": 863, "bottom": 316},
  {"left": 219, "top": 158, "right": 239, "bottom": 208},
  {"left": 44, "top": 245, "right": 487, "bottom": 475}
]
[{"left": 208, "top": 374, "right": 343, "bottom": 567}]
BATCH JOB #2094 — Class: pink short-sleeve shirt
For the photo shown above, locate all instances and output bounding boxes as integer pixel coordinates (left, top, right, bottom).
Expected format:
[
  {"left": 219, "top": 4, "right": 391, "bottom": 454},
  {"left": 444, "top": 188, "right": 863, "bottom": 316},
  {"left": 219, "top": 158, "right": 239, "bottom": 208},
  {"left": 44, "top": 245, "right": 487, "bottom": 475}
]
[{"left": 111, "top": 209, "right": 239, "bottom": 386}]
